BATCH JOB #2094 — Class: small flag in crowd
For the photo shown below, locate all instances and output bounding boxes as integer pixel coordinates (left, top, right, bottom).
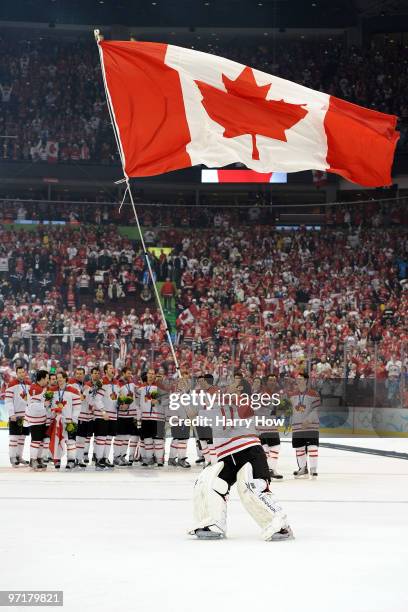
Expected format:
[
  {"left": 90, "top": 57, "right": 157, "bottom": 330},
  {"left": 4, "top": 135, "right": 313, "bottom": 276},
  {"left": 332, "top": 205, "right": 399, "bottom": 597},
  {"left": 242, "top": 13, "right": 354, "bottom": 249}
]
[{"left": 176, "top": 303, "right": 200, "bottom": 326}]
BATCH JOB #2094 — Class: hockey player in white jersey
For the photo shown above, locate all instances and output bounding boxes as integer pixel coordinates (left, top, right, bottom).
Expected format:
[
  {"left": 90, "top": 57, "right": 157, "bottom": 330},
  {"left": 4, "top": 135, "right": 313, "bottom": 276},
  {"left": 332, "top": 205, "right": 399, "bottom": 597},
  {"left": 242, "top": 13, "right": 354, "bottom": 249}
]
[
  {"left": 289, "top": 372, "right": 320, "bottom": 479},
  {"left": 24, "top": 370, "right": 50, "bottom": 471},
  {"left": 188, "top": 373, "right": 293, "bottom": 541},
  {"left": 5, "top": 365, "right": 30, "bottom": 466},
  {"left": 49, "top": 371, "right": 81, "bottom": 470},
  {"left": 71, "top": 367, "right": 93, "bottom": 468},
  {"left": 253, "top": 375, "right": 283, "bottom": 479},
  {"left": 94, "top": 362, "right": 120, "bottom": 470},
  {"left": 168, "top": 373, "right": 191, "bottom": 469},
  {"left": 136, "top": 369, "right": 167, "bottom": 467},
  {"left": 193, "top": 374, "right": 216, "bottom": 466},
  {"left": 115, "top": 367, "right": 138, "bottom": 466},
  {"left": 85, "top": 367, "right": 103, "bottom": 464}
]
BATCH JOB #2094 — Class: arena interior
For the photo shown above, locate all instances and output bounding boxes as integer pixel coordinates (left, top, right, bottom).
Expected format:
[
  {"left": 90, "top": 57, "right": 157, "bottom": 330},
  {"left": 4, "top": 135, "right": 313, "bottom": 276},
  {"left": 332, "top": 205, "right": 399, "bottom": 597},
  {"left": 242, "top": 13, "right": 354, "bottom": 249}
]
[{"left": 0, "top": 1, "right": 407, "bottom": 611}]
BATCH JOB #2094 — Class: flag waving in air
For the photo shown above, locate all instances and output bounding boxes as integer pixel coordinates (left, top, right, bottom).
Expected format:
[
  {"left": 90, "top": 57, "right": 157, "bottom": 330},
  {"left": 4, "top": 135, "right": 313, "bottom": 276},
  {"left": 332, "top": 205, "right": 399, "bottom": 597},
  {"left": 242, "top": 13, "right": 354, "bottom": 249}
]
[
  {"left": 97, "top": 40, "right": 399, "bottom": 187},
  {"left": 176, "top": 302, "right": 200, "bottom": 327}
]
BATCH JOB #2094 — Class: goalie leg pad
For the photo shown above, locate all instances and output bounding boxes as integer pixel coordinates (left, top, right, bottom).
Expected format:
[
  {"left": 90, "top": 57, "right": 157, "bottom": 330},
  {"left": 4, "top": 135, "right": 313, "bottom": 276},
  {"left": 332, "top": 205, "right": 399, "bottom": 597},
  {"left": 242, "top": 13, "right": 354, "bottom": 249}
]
[
  {"left": 237, "top": 462, "right": 292, "bottom": 541},
  {"left": 189, "top": 462, "right": 228, "bottom": 538}
]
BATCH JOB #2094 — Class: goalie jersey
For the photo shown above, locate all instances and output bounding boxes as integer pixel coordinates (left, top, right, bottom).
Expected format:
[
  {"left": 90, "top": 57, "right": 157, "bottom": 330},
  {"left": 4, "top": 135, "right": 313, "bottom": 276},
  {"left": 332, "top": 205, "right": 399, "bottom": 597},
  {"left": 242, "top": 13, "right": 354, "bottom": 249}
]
[{"left": 199, "top": 388, "right": 261, "bottom": 460}]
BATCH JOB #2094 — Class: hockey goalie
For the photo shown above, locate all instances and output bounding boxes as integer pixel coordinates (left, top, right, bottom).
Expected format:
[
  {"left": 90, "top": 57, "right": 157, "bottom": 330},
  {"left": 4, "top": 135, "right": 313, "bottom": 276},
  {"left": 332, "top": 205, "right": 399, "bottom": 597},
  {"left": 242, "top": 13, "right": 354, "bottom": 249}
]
[{"left": 188, "top": 374, "right": 294, "bottom": 541}]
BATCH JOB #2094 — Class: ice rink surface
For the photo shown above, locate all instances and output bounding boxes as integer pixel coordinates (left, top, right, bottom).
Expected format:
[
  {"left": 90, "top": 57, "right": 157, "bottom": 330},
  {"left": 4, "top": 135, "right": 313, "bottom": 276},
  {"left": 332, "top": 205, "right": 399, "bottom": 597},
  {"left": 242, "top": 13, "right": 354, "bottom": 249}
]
[{"left": 0, "top": 431, "right": 407, "bottom": 612}]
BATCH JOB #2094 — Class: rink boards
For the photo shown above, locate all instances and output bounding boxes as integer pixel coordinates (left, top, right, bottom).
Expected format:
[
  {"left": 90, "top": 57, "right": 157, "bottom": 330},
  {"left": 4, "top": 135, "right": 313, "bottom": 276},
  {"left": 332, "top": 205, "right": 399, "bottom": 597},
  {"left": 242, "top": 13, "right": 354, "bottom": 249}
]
[{"left": 1, "top": 400, "right": 407, "bottom": 437}]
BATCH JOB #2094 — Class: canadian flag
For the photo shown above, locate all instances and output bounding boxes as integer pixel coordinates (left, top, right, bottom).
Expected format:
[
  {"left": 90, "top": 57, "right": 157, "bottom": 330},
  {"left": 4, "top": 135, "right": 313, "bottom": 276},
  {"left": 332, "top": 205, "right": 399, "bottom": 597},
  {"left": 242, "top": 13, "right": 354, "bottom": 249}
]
[
  {"left": 176, "top": 303, "right": 200, "bottom": 327},
  {"left": 98, "top": 41, "right": 399, "bottom": 187},
  {"left": 46, "top": 140, "right": 59, "bottom": 164},
  {"left": 48, "top": 414, "right": 64, "bottom": 460}
]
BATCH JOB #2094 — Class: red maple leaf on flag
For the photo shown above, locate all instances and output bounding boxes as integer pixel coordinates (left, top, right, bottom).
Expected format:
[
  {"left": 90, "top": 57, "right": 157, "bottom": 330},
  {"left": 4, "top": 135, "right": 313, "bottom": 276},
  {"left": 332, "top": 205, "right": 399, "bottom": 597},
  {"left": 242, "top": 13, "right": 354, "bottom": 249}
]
[{"left": 195, "top": 66, "right": 308, "bottom": 160}]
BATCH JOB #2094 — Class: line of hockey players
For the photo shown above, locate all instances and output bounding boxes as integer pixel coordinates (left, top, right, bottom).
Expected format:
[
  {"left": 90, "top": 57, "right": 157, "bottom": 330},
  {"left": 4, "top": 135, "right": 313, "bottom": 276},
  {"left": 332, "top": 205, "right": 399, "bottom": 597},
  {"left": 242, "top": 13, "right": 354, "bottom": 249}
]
[{"left": 6, "top": 364, "right": 320, "bottom": 478}]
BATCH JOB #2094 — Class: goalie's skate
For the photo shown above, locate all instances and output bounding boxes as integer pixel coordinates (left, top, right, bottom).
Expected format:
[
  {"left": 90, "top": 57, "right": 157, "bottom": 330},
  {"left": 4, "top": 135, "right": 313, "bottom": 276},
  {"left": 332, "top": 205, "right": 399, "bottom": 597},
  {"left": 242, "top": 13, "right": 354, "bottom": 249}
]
[
  {"left": 194, "top": 527, "right": 225, "bottom": 540},
  {"left": 265, "top": 526, "right": 295, "bottom": 541}
]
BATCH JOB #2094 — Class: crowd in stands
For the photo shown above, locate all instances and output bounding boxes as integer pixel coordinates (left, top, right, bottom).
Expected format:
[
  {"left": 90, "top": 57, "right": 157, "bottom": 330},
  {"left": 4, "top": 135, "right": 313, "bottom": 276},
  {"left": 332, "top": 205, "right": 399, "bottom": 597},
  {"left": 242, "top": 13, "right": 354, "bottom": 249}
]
[
  {"left": 171, "top": 218, "right": 407, "bottom": 403},
  {"left": 0, "top": 197, "right": 124, "bottom": 225},
  {"left": 0, "top": 207, "right": 406, "bottom": 407},
  {"left": 0, "top": 194, "right": 407, "bottom": 229},
  {"left": 0, "top": 34, "right": 114, "bottom": 164},
  {"left": 0, "top": 32, "right": 407, "bottom": 165}
]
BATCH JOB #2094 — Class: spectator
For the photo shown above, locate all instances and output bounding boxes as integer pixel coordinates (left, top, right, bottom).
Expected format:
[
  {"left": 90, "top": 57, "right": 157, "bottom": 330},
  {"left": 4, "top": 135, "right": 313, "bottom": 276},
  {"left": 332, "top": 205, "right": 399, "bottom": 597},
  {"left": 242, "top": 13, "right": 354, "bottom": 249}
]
[
  {"left": 12, "top": 347, "right": 29, "bottom": 368},
  {"left": 161, "top": 277, "right": 175, "bottom": 311},
  {"left": 108, "top": 279, "right": 125, "bottom": 301}
]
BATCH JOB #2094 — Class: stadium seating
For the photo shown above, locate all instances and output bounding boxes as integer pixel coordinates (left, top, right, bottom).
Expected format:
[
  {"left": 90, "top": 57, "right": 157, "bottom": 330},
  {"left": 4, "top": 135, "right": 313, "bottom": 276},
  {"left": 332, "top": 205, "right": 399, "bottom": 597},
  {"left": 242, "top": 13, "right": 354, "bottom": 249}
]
[{"left": 0, "top": 34, "right": 407, "bottom": 165}]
